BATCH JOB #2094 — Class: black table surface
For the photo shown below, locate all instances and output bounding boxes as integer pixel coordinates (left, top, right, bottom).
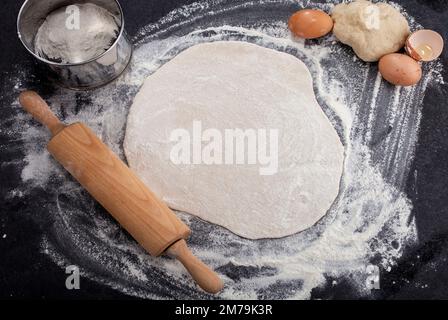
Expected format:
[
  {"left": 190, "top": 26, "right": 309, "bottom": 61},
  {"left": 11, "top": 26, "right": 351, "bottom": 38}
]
[{"left": 0, "top": 0, "right": 447, "bottom": 300}]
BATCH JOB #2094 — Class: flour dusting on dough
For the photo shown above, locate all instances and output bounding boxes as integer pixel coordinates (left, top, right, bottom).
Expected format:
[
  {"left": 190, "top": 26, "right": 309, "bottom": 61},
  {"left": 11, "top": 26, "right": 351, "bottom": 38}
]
[
  {"left": 124, "top": 41, "right": 345, "bottom": 239},
  {"left": 4, "top": 0, "right": 444, "bottom": 299}
]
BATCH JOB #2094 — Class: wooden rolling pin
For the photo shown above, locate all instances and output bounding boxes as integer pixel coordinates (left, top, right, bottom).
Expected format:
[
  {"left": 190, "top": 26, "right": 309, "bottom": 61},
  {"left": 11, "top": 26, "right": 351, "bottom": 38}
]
[{"left": 19, "top": 91, "right": 223, "bottom": 294}]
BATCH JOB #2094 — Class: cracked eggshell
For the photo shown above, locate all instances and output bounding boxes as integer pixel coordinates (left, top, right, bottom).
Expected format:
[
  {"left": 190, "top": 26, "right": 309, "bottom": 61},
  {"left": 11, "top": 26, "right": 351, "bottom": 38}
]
[{"left": 405, "top": 29, "right": 444, "bottom": 62}]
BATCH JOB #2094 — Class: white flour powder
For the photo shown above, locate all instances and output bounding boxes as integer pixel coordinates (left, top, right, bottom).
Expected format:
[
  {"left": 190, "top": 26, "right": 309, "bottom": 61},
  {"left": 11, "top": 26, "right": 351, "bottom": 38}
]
[
  {"left": 34, "top": 3, "right": 119, "bottom": 63},
  {"left": 4, "top": 0, "right": 444, "bottom": 299}
]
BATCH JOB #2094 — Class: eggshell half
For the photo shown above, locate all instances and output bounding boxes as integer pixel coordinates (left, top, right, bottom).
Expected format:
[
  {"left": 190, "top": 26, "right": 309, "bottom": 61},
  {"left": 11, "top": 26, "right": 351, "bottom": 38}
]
[{"left": 405, "top": 29, "right": 444, "bottom": 61}]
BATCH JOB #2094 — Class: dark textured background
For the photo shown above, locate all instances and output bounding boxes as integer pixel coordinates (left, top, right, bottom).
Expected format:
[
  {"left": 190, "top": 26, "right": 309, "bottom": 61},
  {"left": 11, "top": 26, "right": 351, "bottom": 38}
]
[{"left": 0, "top": 0, "right": 447, "bottom": 299}]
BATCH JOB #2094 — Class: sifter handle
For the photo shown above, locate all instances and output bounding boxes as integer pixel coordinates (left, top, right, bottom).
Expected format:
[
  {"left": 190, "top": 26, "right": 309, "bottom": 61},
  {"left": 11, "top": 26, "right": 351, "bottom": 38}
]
[
  {"left": 167, "top": 239, "right": 224, "bottom": 294},
  {"left": 19, "top": 91, "right": 66, "bottom": 136}
]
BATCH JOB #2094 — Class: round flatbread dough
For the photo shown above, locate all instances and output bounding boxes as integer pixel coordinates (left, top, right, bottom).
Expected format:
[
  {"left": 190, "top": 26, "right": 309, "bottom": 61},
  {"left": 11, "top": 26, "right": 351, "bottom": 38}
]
[{"left": 124, "top": 41, "right": 344, "bottom": 239}]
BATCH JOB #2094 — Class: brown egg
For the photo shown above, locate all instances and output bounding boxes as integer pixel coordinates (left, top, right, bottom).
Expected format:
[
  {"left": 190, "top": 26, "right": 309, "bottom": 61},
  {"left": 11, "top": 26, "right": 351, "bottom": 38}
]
[
  {"left": 288, "top": 9, "right": 333, "bottom": 39},
  {"left": 379, "top": 53, "right": 422, "bottom": 86}
]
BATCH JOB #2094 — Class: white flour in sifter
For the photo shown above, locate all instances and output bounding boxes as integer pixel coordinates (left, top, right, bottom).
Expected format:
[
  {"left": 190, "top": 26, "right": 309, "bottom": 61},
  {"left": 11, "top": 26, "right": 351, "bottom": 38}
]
[
  {"left": 34, "top": 3, "right": 119, "bottom": 63},
  {"left": 4, "top": 0, "right": 444, "bottom": 299}
]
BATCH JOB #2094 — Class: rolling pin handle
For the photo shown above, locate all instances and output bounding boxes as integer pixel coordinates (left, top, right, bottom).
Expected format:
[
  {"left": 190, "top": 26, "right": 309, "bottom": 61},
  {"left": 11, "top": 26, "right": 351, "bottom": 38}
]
[
  {"left": 167, "top": 239, "right": 224, "bottom": 294},
  {"left": 19, "top": 91, "right": 66, "bottom": 136}
]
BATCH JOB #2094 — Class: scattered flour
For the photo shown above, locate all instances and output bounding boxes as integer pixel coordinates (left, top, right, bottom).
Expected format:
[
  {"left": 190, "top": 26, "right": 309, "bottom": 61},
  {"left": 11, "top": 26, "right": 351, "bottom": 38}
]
[{"left": 3, "top": 0, "right": 444, "bottom": 299}]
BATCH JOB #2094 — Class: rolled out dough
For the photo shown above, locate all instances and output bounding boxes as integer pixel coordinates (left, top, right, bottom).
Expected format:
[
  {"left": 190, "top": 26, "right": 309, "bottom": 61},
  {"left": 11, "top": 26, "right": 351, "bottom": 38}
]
[{"left": 124, "top": 41, "right": 344, "bottom": 239}]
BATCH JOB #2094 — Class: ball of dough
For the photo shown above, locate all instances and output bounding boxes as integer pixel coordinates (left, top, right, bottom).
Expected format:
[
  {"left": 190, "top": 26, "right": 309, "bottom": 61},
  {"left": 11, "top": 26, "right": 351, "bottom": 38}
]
[{"left": 331, "top": 0, "right": 410, "bottom": 62}]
